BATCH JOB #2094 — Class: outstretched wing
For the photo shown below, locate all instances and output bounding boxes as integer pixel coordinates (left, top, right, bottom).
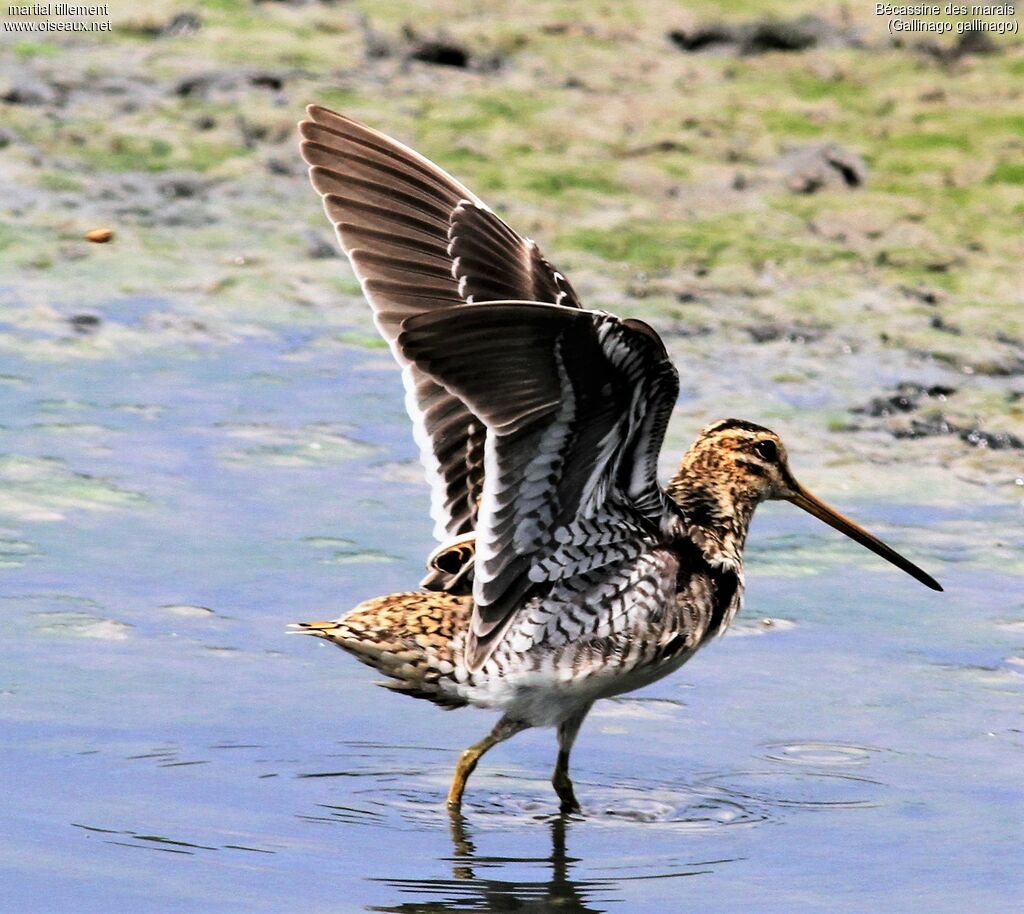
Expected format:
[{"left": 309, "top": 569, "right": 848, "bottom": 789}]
[
  {"left": 399, "top": 301, "right": 680, "bottom": 669},
  {"left": 298, "top": 106, "right": 581, "bottom": 540}
]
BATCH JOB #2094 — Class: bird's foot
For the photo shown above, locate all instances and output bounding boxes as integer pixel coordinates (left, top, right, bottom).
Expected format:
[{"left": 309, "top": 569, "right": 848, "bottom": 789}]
[{"left": 552, "top": 769, "right": 581, "bottom": 815}]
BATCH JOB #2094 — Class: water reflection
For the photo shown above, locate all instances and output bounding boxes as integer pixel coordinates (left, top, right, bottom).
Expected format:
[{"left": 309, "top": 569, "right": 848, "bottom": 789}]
[
  {"left": 357, "top": 742, "right": 891, "bottom": 911},
  {"left": 370, "top": 814, "right": 615, "bottom": 913}
]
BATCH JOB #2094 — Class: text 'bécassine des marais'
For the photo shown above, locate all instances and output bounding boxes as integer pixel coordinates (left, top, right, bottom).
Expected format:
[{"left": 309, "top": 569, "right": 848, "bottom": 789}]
[
  {"left": 875, "top": 3, "right": 1014, "bottom": 12},
  {"left": 8, "top": 4, "right": 110, "bottom": 14}
]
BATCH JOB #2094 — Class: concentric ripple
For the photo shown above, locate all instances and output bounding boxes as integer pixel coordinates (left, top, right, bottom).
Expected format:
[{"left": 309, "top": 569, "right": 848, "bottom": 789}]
[
  {"left": 696, "top": 768, "right": 884, "bottom": 810},
  {"left": 763, "top": 741, "right": 883, "bottom": 766}
]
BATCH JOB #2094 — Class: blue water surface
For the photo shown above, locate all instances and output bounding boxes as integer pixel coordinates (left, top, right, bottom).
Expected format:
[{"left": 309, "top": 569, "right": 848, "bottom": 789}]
[{"left": 0, "top": 305, "right": 1021, "bottom": 913}]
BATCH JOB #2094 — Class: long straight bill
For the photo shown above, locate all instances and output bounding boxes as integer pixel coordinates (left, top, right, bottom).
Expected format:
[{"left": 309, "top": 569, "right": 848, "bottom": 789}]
[{"left": 788, "top": 486, "right": 942, "bottom": 591}]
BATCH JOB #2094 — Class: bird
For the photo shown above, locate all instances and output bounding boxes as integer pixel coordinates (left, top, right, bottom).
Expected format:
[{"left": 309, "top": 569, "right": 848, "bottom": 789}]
[{"left": 291, "top": 105, "right": 942, "bottom": 814}]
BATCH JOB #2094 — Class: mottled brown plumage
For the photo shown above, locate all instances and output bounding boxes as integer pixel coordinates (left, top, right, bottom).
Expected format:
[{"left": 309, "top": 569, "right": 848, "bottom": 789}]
[
  {"left": 295, "top": 592, "right": 471, "bottom": 708},
  {"left": 292, "top": 108, "right": 942, "bottom": 813}
]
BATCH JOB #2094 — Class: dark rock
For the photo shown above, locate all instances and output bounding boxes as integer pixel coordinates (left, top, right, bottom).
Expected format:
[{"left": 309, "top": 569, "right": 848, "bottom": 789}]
[
  {"left": 899, "top": 285, "right": 941, "bottom": 305},
  {"left": 2, "top": 79, "right": 58, "bottom": 106},
  {"left": 99, "top": 176, "right": 141, "bottom": 201},
  {"left": 69, "top": 314, "right": 102, "bottom": 334},
  {"left": 863, "top": 389, "right": 919, "bottom": 416},
  {"left": 266, "top": 157, "right": 296, "bottom": 175},
  {"left": 158, "top": 175, "right": 207, "bottom": 199},
  {"left": 892, "top": 413, "right": 961, "bottom": 439},
  {"left": 960, "top": 428, "right": 1023, "bottom": 450},
  {"left": 823, "top": 146, "right": 867, "bottom": 187},
  {"left": 667, "top": 24, "right": 737, "bottom": 52},
  {"left": 394, "top": 24, "right": 508, "bottom": 71},
  {"left": 163, "top": 11, "right": 201, "bottom": 37},
  {"left": 668, "top": 16, "right": 851, "bottom": 55},
  {"left": 781, "top": 142, "right": 867, "bottom": 193},
  {"left": 175, "top": 74, "right": 218, "bottom": 97},
  {"left": 122, "top": 10, "right": 200, "bottom": 37},
  {"left": 955, "top": 28, "right": 999, "bottom": 56},
  {"left": 409, "top": 40, "right": 470, "bottom": 68},
  {"left": 849, "top": 386, "right": 1022, "bottom": 451},
  {"left": 250, "top": 72, "right": 285, "bottom": 91},
  {"left": 853, "top": 382, "right": 956, "bottom": 417},
  {"left": 745, "top": 323, "right": 824, "bottom": 344},
  {"left": 622, "top": 139, "right": 692, "bottom": 157},
  {"left": 929, "top": 315, "right": 961, "bottom": 334},
  {"left": 175, "top": 71, "right": 270, "bottom": 98},
  {"left": 741, "top": 16, "right": 828, "bottom": 53},
  {"left": 917, "top": 27, "right": 1001, "bottom": 64},
  {"left": 747, "top": 324, "right": 782, "bottom": 343},
  {"left": 235, "top": 115, "right": 267, "bottom": 149}
]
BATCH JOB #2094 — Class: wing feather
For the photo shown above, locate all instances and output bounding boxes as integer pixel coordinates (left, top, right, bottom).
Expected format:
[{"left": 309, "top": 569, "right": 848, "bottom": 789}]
[
  {"left": 399, "top": 301, "right": 679, "bottom": 668},
  {"left": 448, "top": 201, "right": 582, "bottom": 307},
  {"left": 300, "top": 110, "right": 679, "bottom": 671},
  {"left": 298, "top": 106, "right": 581, "bottom": 539}
]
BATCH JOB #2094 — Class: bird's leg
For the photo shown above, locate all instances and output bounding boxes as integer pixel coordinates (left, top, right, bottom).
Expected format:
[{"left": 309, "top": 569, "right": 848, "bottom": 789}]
[
  {"left": 552, "top": 704, "right": 592, "bottom": 814},
  {"left": 447, "top": 714, "right": 528, "bottom": 810},
  {"left": 552, "top": 749, "right": 578, "bottom": 813}
]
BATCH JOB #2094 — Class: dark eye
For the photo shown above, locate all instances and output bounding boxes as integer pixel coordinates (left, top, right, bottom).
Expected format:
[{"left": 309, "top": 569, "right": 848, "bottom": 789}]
[{"left": 754, "top": 440, "right": 778, "bottom": 462}]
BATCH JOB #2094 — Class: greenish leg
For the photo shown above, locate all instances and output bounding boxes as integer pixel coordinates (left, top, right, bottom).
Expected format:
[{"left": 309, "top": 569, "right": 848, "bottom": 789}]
[{"left": 447, "top": 714, "right": 527, "bottom": 810}]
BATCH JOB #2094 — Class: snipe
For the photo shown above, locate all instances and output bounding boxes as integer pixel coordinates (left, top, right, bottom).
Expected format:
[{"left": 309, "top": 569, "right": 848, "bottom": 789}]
[{"left": 291, "top": 106, "right": 941, "bottom": 813}]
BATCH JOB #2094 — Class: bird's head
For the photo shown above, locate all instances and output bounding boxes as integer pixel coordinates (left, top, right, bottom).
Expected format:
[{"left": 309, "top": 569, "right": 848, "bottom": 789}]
[{"left": 670, "top": 418, "right": 942, "bottom": 591}]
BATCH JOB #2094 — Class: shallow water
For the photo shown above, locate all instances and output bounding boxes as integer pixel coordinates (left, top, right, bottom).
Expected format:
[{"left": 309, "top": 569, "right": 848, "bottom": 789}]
[{"left": 1, "top": 303, "right": 1021, "bottom": 913}]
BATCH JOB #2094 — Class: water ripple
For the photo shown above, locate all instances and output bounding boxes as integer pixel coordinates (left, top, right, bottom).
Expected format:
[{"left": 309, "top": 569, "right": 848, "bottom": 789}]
[
  {"left": 763, "top": 741, "right": 883, "bottom": 766},
  {"left": 71, "top": 823, "right": 276, "bottom": 856},
  {"left": 697, "top": 768, "right": 884, "bottom": 810}
]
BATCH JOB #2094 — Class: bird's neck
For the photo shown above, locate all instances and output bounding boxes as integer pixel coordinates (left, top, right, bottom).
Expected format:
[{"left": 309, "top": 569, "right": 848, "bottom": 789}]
[{"left": 665, "top": 467, "right": 759, "bottom": 570}]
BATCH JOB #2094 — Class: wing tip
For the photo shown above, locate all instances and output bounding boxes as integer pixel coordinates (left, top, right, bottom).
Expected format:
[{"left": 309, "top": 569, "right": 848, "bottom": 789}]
[
  {"left": 298, "top": 105, "right": 359, "bottom": 146},
  {"left": 302, "top": 102, "right": 341, "bottom": 124},
  {"left": 298, "top": 105, "right": 327, "bottom": 139}
]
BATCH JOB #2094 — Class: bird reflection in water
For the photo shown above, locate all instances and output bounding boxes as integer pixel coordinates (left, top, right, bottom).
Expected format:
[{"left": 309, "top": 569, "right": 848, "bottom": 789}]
[{"left": 369, "top": 813, "right": 611, "bottom": 913}]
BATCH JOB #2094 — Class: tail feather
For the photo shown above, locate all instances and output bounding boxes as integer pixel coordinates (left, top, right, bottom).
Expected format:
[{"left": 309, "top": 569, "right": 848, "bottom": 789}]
[
  {"left": 290, "top": 591, "right": 471, "bottom": 709},
  {"left": 289, "top": 621, "right": 342, "bottom": 637}
]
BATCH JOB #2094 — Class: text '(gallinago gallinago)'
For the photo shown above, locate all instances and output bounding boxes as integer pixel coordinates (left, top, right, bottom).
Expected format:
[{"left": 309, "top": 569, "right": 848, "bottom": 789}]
[{"left": 291, "top": 106, "right": 942, "bottom": 814}]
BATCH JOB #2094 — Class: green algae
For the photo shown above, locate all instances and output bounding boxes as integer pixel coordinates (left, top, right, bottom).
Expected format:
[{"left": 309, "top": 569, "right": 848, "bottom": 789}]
[
  {"left": 215, "top": 423, "right": 378, "bottom": 468},
  {"left": 0, "top": 456, "right": 147, "bottom": 523},
  {"left": 0, "top": 0, "right": 1020, "bottom": 487}
]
